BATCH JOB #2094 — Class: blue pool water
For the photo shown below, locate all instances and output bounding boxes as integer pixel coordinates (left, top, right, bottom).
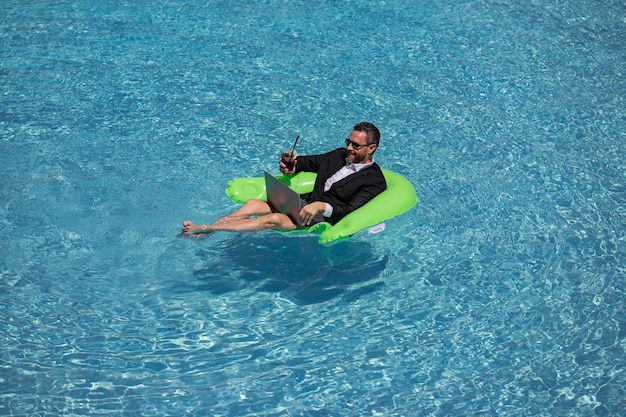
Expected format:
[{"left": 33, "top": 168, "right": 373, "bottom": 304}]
[{"left": 1, "top": 0, "right": 625, "bottom": 415}]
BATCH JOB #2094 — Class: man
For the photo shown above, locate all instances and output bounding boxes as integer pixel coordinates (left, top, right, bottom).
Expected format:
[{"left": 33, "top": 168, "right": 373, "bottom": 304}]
[{"left": 179, "top": 122, "right": 386, "bottom": 236}]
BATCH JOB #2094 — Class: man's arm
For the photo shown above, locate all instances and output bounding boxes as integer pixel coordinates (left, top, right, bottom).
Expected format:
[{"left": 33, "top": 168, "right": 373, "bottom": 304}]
[{"left": 292, "top": 148, "right": 345, "bottom": 174}]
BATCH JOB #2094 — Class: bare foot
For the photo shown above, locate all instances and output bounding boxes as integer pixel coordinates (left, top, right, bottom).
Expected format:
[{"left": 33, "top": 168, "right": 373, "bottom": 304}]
[{"left": 177, "top": 221, "right": 212, "bottom": 238}]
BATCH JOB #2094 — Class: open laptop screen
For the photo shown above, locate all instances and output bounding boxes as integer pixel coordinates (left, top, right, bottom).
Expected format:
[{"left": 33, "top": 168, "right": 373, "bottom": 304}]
[{"left": 264, "top": 171, "right": 303, "bottom": 226}]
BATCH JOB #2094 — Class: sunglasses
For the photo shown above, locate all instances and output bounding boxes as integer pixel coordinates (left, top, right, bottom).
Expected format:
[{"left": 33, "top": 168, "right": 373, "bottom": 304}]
[{"left": 345, "top": 138, "right": 371, "bottom": 150}]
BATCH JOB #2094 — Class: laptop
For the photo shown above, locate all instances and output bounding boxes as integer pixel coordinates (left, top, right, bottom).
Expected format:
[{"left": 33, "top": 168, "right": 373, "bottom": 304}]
[{"left": 264, "top": 171, "right": 303, "bottom": 226}]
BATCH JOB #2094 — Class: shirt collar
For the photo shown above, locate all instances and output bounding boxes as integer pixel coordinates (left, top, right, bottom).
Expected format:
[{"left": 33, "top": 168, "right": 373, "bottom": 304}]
[{"left": 346, "top": 161, "right": 374, "bottom": 172}]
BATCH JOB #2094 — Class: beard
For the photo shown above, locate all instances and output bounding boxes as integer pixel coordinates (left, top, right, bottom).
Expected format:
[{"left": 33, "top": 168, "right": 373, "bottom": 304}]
[{"left": 346, "top": 150, "right": 368, "bottom": 164}]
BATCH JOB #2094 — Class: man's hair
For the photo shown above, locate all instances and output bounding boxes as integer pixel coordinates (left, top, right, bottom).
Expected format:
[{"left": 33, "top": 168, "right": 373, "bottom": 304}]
[{"left": 353, "top": 122, "right": 380, "bottom": 146}]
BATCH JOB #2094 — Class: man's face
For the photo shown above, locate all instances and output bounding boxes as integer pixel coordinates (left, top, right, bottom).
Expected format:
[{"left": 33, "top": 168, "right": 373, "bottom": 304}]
[{"left": 345, "top": 130, "right": 375, "bottom": 164}]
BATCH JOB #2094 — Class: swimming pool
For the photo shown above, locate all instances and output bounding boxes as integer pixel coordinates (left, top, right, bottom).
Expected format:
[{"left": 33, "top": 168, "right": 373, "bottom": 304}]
[{"left": 1, "top": 0, "right": 624, "bottom": 415}]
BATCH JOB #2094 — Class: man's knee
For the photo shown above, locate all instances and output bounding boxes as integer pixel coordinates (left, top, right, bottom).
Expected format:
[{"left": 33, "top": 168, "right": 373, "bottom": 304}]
[
  {"left": 264, "top": 213, "right": 295, "bottom": 229},
  {"left": 240, "top": 199, "right": 271, "bottom": 214},
  {"left": 243, "top": 199, "right": 264, "bottom": 208}
]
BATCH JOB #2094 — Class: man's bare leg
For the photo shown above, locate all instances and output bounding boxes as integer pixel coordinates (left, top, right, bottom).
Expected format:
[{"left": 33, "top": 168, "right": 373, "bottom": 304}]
[
  {"left": 210, "top": 199, "right": 272, "bottom": 225},
  {"left": 179, "top": 199, "right": 295, "bottom": 236},
  {"left": 180, "top": 213, "right": 296, "bottom": 235}
]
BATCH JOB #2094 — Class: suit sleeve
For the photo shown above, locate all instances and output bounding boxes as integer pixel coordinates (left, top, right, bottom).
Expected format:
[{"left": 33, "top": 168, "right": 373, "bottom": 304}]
[{"left": 294, "top": 149, "right": 341, "bottom": 173}]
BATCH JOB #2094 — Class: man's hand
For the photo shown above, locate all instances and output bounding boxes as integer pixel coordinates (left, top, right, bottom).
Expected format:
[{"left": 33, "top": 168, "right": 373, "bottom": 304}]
[
  {"left": 299, "top": 202, "right": 325, "bottom": 226},
  {"left": 279, "top": 155, "right": 296, "bottom": 174}
]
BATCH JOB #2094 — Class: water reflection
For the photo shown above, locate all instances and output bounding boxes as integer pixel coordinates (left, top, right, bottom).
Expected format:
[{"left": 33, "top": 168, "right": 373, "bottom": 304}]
[{"left": 191, "top": 233, "right": 388, "bottom": 304}]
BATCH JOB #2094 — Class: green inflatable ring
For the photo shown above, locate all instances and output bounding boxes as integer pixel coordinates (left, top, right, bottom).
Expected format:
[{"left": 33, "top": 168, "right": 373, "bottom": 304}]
[{"left": 225, "top": 168, "right": 418, "bottom": 244}]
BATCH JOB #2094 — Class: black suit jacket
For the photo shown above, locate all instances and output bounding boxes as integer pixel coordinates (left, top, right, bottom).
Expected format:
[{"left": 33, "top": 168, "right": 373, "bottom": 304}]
[{"left": 295, "top": 148, "right": 387, "bottom": 224}]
